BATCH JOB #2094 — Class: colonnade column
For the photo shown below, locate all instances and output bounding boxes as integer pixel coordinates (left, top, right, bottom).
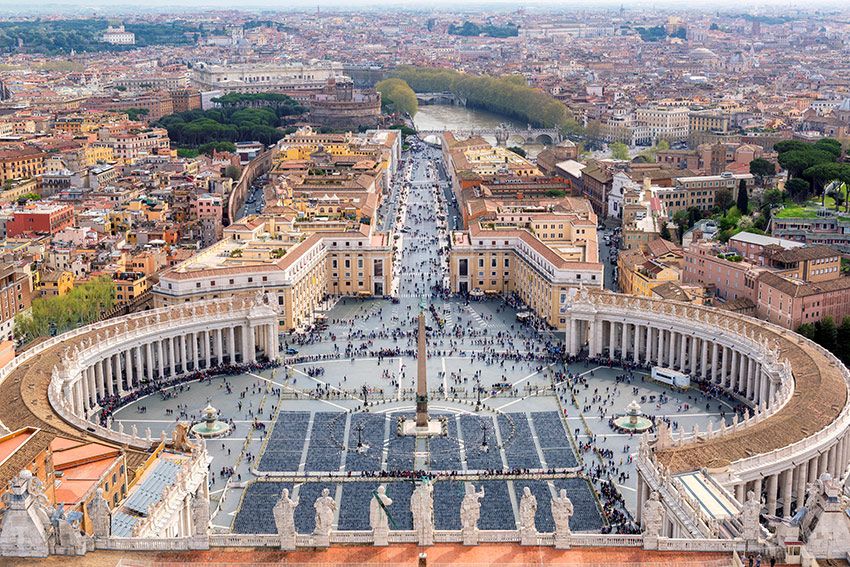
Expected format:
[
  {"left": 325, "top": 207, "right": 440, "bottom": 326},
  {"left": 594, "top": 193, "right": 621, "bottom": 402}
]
[
  {"left": 795, "top": 463, "right": 807, "bottom": 513},
  {"left": 95, "top": 360, "right": 104, "bottom": 400},
  {"left": 688, "top": 335, "right": 697, "bottom": 374},
  {"left": 132, "top": 346, "right": 141, "bottom": 386},
  {"left": 115, "top": 354, "right": 124, "bottom": 396},
  {"left": 679, "top": 333, "right": 687, "bottom": 371},
  {"left": 169, "top": 337, "right": 177, "bottom": 377},
  {"left": 156, "top": 340, "right": 164, "bottom": 379},
  {"left": 193, "top": 332, "right": 201, "bottom": 370},
  {"left": 247, "top": 324, "right": 256, "bottom": 363},
  {"left": 633, "top": 325, "right": 642, "bottom": 364},
  {"left": 781, "top": 468, "right": 794, "bottom": 517},
  {"left": 760, "top": 371, "right": 769, "bottom": 406},
  {"left": 124, "top": 348, "right": 133, "bottom": 390},
  {"left": 745, "top": 358, "right": 753, "bottom": 400},
  {"left": 179, "top": 334, "right": 187, "bottom": 373},
  {"left": 216, "top": 329, "right": 224, "bottom": 366},
  {"left": 205, "top": 330, "right": 212, "bottom": 369},
  {"left": 711, "top": 342, "right": 719, "bottom": 382},
  {"left": 667, "top": 330, "right": 676, "bottom": 368},
  {"left": 566, "top": 319, "right": 575, "bottom": 356},
  {"left": 105, "top": 357, "right": 114, "bottom": 397},
  {"left": 266, "top": 323, "right": 277, "bottom": 359},
  {"left": 621, "top": 323, "right": 629, "bottom": 360},
  {"left": 146, "top": 343, "right": 154, "bottom": 382},
  {"left": 595, "top": 320, "right": 603, "bottom": 357}
]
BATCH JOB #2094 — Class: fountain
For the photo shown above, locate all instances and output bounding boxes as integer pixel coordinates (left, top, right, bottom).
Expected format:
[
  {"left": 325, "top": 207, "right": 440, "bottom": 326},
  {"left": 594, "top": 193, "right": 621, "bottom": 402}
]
[
  {"left": 612, "top": 400, "right": 653, "bottom": 433},
  {"left": 190, "top": 404, "right": 232, "bottom": 438}
]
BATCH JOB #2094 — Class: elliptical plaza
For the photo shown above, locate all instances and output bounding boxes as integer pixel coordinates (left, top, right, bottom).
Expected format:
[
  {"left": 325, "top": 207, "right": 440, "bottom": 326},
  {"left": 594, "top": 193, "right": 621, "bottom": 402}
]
[{"left": 1, "top": 142, "right": 849, "bottom": 565}]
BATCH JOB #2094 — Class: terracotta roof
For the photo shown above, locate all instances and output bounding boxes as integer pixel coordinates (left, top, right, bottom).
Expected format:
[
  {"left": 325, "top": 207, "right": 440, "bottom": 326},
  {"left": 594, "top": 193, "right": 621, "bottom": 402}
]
[
  {"left": 763, "top": 244, "right": 839, "bottom": 263},
  {"left": 648, "top": 295, "right": 848, "bottom": 473},
  {"left": 646, "top": 238, "right": 683, "bottom": 259},
  {"left": 651, "top": 281, "right": 688, "bottom": 301},
  {"left": 758, "top": 272, "right": 850, "bottom": 298}
]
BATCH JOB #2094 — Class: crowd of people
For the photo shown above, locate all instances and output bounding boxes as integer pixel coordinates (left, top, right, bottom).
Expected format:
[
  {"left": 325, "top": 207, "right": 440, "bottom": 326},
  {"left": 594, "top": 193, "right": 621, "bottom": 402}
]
[{"left": 98, "top": 360, "right": 280, "bottom": 427}]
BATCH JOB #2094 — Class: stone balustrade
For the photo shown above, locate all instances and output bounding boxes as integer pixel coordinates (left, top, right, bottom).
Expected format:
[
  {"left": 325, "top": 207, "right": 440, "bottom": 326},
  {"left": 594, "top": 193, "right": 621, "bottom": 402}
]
[
  {"left": 37, "top": 296, "right": 280, "bottom": 450},
  {"left": 570, "top": 292, "right": 850, "bottom": 531},
  {"left": 97, "top": 531, "right": 755, "bottom": 553}
]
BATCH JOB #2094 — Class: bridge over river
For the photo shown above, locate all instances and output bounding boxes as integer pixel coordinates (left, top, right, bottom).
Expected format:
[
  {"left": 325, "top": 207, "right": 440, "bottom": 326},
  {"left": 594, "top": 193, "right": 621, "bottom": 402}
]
[{"left": 417, "top": 126, "right": 562, "bottom": 146}]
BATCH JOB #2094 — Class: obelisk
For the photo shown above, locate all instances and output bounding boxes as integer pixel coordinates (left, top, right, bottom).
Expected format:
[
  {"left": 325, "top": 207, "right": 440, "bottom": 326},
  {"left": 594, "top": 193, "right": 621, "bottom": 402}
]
[{"left": 415, "top": 308, "right": 428, "bottom": 427}]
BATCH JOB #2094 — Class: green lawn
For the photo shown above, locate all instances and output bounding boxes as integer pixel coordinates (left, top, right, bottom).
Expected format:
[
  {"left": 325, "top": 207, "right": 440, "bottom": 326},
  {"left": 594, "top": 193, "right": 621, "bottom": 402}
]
[{"left": 774, "top": 206, "right": 820, "bottom": 219}]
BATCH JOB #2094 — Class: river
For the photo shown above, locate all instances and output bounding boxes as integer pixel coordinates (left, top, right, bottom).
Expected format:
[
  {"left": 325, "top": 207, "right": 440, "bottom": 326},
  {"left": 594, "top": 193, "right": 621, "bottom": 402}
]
[{"left": 413, "top": 104, "right": 545, "bottom": 157}]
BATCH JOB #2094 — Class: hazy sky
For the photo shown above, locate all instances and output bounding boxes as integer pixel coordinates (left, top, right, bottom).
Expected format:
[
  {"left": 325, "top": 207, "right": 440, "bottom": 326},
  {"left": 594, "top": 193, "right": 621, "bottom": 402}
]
[{"left": 0, "top": 0, "right": 845, "bottom": 11}]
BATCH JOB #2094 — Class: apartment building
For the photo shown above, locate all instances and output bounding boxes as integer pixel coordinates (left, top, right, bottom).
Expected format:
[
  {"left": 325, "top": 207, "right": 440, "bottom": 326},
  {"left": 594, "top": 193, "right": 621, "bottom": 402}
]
[
  {"left": 0, "top": 262, "right": 32, "bottom": 341},
  {"left": 153, "top": 220, "right": 392, "bottom": 330},
  {"left": 0, "top": 147, "right": 46, "bottom": 183},
  {"left": 633, "top": 106, "right": 690, "bottom": 144},
  {"left": 448, "top": 221, "right": 603, "bottom": 328},
  {"left": 655, "top": 172, "right": 754, "bottom": 217},
  {"left": 617, "top": 238, "right": 684, "bottom": 297}
]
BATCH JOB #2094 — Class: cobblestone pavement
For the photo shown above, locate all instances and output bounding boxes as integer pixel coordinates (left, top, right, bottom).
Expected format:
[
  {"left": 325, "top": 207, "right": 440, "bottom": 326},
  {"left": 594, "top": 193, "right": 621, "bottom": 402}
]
[{"left": 110, "top": 143, "right": 733, "bottom": 532}]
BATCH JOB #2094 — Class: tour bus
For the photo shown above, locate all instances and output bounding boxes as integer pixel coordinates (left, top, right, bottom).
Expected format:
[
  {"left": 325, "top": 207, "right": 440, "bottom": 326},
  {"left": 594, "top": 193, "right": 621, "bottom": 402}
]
[{"left": 651, "top": 366, "right": 690, "bottom": 389}]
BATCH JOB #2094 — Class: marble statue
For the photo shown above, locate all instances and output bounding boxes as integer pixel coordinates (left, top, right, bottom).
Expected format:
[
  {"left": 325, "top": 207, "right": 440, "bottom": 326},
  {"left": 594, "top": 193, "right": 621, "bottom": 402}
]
[
  {"left": 369, "top": 485, "right": 393, "bottom": 546},
  {"left": 0, "top": 471, "right": 51, "bottom": 557},
  {"left": 192, "top": 487, "right": 210, "bottom": 537},
  {"left": 313, "top": 488, "right": 336, "bottom": 546},
  {"left": 273, "top": 488, "right": 298, "bottom": 550},
  {"left": 172, "top": 422, "right": 196, "bottom": 452},
  {"left": 642, "top": 491, "right": 664, "bottom": 540},
  {"left": 518, "top": 486, "right": 537, "bottom": 545},
  {"left": 410, "top": 482, "right": 434, "bottom": 546},
  {"left": 551, "top": 488, "right": 574, "bottom": 549},
  {"left": 460, "top": 483, "right": 484, "bottom": 545},
  {"left": 741, "top": 490, "right": 762, "bottom": 541},
  {"left": 551, "top": 489, "right": 574, "bottom": 537},
  {"left": 86, "top": 488, "right": 110, "bottom": 538},
  {"left": 53, "top": 507, "right": 85, "bottom": 555}
]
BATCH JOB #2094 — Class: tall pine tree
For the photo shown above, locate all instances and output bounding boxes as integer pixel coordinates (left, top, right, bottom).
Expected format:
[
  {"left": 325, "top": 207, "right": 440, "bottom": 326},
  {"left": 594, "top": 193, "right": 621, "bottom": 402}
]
[{"left": 736, "top": 179, "right": 749, "bottom": 214}]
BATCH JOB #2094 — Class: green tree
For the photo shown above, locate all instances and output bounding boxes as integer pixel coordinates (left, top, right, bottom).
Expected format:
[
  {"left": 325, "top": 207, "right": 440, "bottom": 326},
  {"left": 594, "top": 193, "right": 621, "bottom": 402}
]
[
  {"left": 814, "top": 138, "right": 842, "bottom": 159},
  {"left": 507, "top": 146, "right": 526, "bottom": 157},
  {"left": 375, "top": 78, "right": 418, "bottom": 117},
  {"left": 715, "top": 188, "right": 733, "bottom": 212},
  {"left": 749, "top": 158, "right": 775, "bottom": 184},
  {"left": 390, "top": 66, "right": 575, "bottom": 129},
  {"left": 761, "top": 188, "right": 784, "bottom": 210},
  {"left": 778, "top": 148, "right": 835, "bottom": 179},
  {"left": 837, "top": 317, "right": 850, "bottom": 363},
  {"left": 14, "top": 276, "right": 115, "bottom": 343},
  {"left": 797, "top": 323, "right": 816, "bottom": 341},
  {"left": 814, "top": 316, "right": 838, "bottom": 352},
  {"left": 225, "top": 165, "right": 242, "bottom": 181},
  {"left": 803, "top": 163, "right": 843, "bottom": 204},
  {"left": 610, "top": 142, "right": 629, "bottom": 160},
  {"left": 124, "top": 107, "right": 149, "bottom": 121},
  {"left": 198, "top": 141, "right": 237, "bottom": 155},
  {"left": 832, "top": 189, "right": 845, "bottom": 211},
  {"left": 785, "top": 178, "right": 811, "bottom": 203},
  {"left": 736, "top": 179, "right": 749, "bottom": 214},
  {"left": 672, "top": 210, "right": 690, "bottom": 241},
  {"left": 659, "top": 221, "right": 672, "bottom": 241}
]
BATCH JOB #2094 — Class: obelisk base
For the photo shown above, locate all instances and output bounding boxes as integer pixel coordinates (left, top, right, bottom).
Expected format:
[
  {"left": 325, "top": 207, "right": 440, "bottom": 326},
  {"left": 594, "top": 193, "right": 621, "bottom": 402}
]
[{"left": 400, "top": 418, "right": 443, "bottom": 437}]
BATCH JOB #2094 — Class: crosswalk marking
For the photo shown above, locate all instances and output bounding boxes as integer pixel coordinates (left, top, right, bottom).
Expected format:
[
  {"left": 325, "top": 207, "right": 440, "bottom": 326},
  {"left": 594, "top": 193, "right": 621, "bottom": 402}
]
[{"left": 465, "top": 306, "right": 488, "bottom": 328}]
